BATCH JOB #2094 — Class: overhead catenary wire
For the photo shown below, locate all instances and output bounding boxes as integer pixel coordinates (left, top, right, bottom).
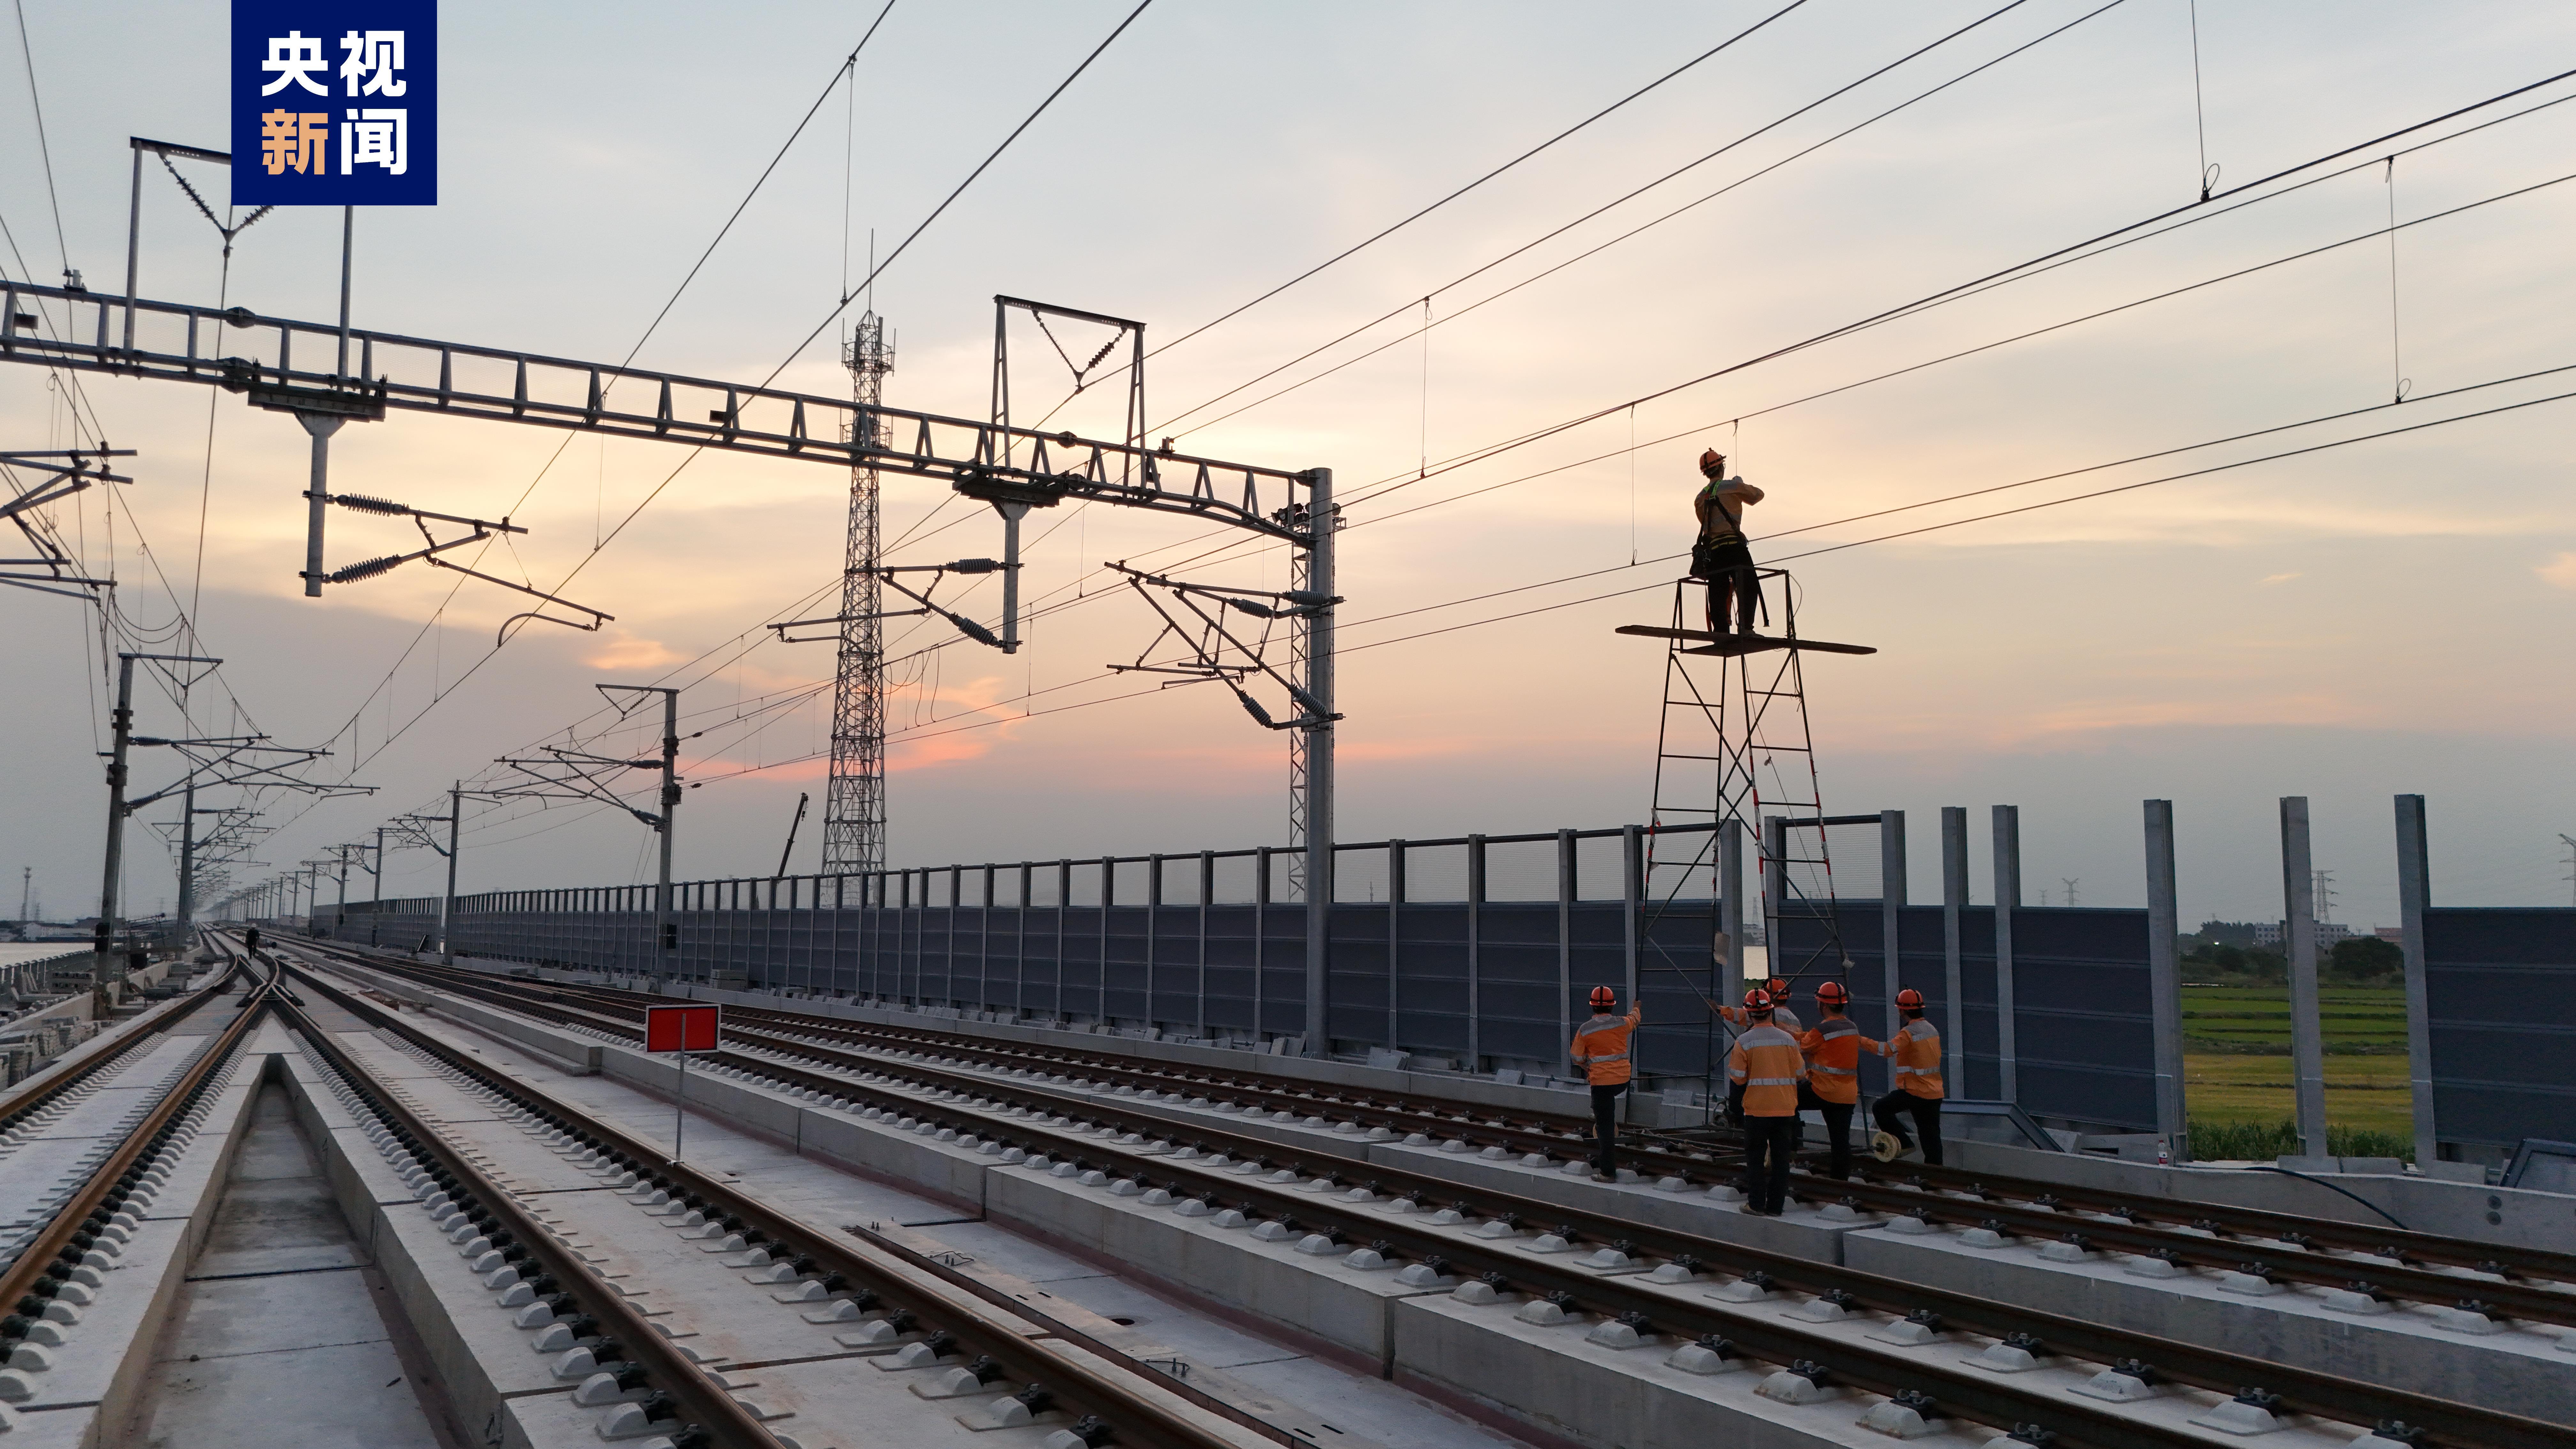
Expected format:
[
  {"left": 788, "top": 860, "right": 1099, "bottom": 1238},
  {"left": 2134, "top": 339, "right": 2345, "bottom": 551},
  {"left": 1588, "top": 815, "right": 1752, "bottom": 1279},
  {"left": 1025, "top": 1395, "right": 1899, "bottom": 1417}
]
[
  {"left": 1158, "top": 0, "right": 2081, "bottom": 436},
  {"left": 1142, "top": 0, "right": 1815, "bottom": 364},
  {"left": 944, "top": 68, "right": 2576, "bottom": 650},
  {"left": 1324, "top": 64, "right": 2576, "bottom": 517}
]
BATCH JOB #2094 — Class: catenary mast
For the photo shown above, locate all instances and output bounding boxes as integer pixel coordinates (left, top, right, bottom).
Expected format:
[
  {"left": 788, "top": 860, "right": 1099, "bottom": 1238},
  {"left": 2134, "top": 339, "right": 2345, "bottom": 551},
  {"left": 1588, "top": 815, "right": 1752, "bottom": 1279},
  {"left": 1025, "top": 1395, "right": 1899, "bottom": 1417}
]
[{"left": 823, "top": 313, "right": 894, "bottom": 875}]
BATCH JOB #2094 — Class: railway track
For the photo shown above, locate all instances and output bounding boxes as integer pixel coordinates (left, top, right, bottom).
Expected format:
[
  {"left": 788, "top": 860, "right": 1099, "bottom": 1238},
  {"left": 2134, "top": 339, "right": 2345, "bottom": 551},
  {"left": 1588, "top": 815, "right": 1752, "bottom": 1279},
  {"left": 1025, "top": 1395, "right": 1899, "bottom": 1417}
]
[
  {"left": 244, "top": 936, "right": 1293, "bottom": 1449},
  {"left": 355, "top": 951, "right": 2576, "bottom": 1329},
  {"left": 292, "top": 939, "right": 2567, "bottom": 1449},
  {"left": 0, "top": 942, "right": 266, "bottom": 1421}
]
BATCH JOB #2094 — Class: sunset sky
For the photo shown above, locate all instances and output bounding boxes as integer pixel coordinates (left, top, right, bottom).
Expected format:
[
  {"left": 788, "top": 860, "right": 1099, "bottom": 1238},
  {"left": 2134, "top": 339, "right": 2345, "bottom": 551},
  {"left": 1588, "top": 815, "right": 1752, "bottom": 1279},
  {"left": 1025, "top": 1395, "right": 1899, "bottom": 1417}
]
[{"left": 3, "top": 1, "right": 2572, "bottom": 934}]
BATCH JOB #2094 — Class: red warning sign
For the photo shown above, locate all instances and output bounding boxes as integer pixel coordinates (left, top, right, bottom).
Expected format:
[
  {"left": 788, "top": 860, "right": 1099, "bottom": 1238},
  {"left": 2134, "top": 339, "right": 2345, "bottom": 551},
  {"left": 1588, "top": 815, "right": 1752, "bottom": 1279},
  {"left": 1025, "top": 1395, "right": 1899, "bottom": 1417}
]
[{"left": 644, "top": 1003, "right": 720, "bottom": 1054}]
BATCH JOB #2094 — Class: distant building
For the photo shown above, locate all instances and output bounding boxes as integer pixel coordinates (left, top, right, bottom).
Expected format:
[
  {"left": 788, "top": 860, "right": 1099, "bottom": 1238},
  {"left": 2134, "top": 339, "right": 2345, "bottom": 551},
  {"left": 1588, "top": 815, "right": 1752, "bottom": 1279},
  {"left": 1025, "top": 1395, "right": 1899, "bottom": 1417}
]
[
  {"left": 2251, "top": 920, "right": 2348, "bottom": 948},
  {"left": 2374, "top": 926, "right": 2404, "bottom": 943}
]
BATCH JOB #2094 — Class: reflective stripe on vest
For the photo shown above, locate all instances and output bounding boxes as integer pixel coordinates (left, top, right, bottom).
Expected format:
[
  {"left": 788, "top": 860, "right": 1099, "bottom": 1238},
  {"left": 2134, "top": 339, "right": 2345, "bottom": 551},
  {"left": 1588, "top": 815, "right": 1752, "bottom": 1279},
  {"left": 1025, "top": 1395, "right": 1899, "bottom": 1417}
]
[{"left": 1744, "top": 1076, "right": 1798, "bottom": 1085}]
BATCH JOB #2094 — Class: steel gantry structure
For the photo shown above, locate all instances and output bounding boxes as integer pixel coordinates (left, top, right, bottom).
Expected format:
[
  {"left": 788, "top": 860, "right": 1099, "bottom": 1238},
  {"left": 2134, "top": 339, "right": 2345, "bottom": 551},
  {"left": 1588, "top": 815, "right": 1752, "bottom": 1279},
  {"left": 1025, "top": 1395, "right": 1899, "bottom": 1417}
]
[{"left": 0, "top": 272, "right": 1341, "bottom": 1050}]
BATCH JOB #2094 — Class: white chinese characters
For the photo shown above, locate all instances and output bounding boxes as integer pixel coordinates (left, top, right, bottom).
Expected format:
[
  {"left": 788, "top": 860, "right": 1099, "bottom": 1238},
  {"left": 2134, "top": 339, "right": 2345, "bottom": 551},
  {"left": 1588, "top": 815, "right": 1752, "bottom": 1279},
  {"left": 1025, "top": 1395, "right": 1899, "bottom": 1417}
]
[
  {"left": 343, "top": 109, "right": 408, "bottom": 177},
  {"left": 259, "top": 31, "right": 330, "bottom": 96},
  {"left": 338, "top": 30, "right": 407, "bottom": 97}
]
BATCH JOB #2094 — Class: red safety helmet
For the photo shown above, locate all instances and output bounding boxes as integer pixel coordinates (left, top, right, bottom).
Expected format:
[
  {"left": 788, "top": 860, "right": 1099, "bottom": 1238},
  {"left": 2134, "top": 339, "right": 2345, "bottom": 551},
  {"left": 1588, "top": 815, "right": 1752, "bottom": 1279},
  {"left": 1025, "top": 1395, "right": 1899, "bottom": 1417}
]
[
  {"left": 1895, "top": 987, "right": 1926, "bottom": 1011},
  {"left": 1699, "top": 448, "right": 1727, "bottom": 477},
  {"left": 1589, "top": 985, "right": 1617, "bottom": 1010},
  {"left": 1742, "top": 988, "right": 1774, "bottom": 1016},
  {"left": 1815, "top": 980, "right": 1851, "bottom": 1008}
]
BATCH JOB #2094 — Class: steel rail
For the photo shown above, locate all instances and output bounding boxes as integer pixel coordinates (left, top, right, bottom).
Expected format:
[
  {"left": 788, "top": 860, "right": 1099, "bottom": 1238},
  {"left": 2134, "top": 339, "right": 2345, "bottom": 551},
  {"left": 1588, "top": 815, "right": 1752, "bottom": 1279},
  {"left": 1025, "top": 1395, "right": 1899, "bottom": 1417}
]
[
  {"left": 0, "top": 947, "right": 248, "bottom": 1137},
  {"left": 0, "top": 949, "right": 271, "bottom": 1335},
  {"left": 267, "top": 988, "right": 782, "bottom": 1448},
  {"left": 330, "top": 953, "right": 2554, "bottom": 1449},
  {"left": 369, "top": 958, "right": 2576, "bottom": 1306},
  {"left": 684, "top": 988, "right": 2576, "bottom": 1284},
  {"left": 269, "top": 944, "right": 1286, "bottom": 1449}
]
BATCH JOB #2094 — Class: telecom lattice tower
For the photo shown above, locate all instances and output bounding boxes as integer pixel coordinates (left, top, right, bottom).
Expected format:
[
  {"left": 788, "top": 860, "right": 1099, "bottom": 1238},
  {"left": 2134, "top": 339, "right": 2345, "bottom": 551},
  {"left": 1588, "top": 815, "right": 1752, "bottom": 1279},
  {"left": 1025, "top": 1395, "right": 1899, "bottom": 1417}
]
[{"left": 823, "top": 313, "right": 895, "bottom": 876}]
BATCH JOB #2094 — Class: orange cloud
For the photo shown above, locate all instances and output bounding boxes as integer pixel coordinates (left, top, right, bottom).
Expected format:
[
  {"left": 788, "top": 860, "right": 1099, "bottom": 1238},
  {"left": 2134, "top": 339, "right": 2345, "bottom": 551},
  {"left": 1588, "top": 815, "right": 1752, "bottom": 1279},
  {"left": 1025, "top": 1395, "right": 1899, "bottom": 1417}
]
[{"left": 585, "top": 633, "right": 687, "bottom": 671}]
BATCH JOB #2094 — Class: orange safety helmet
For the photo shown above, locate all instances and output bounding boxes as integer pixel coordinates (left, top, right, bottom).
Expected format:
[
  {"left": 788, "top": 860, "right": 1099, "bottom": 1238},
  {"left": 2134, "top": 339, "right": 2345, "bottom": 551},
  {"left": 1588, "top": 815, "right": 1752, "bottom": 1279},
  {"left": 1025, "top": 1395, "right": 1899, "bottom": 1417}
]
[
  {"left": 1589, "top": 985, "right": 1617, "bottom": 1011},
  {"left": 1815, "top": 980, "right": 1851, "bottom": 1008},
  {"left": 1895, "top": 987, "right": 1926, "bottom": 1012},
  {"left": 1765, "top": 976, "right": 1792, "bottom": 1000},
  {"left": 1742, "top": 987, "right": 1774, "bottom": 1016},
  {"left": 1699, "top": 448, "right": 1727, "bottom": 477}
]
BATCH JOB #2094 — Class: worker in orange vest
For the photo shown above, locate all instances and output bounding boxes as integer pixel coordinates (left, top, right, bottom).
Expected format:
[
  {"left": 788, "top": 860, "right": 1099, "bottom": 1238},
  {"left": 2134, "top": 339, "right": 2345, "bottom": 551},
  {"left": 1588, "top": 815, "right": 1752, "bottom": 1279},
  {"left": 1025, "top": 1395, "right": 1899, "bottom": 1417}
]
[
  {"left": 1717, "top": 975, "right": 1803, "bottom": 1033},
  {"left": 1726, "top": 988, "right": 1807, "bottom": 1215},
  {"left": 1718, "top": 975, "right": 1802, "bottom": 1127},
  {"left": 1569, "top": 985, "right": 1642, "bottom": 1181},
  {"left": 1796, "top": 980, "right": 1879, "bottom": 1179},
  {"left": 1870, "top": 987, "right": 1946, "bottom": 1165}
]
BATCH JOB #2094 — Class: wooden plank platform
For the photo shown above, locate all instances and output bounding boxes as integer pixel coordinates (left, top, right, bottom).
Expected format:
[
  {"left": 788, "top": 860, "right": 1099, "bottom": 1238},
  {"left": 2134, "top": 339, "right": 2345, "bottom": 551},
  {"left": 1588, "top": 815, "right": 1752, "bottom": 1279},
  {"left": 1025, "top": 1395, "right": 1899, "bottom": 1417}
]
[{"left": 1614, "top": 625, "right": 1875, "bottom": 656}]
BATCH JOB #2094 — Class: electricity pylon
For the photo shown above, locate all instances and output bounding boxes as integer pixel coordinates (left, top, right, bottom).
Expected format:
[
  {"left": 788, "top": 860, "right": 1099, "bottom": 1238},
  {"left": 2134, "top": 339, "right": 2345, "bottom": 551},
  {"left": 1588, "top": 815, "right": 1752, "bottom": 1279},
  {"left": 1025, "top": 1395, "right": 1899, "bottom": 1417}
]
[{"left": 824, "top": 312, "right": 893, "bottom": 875}]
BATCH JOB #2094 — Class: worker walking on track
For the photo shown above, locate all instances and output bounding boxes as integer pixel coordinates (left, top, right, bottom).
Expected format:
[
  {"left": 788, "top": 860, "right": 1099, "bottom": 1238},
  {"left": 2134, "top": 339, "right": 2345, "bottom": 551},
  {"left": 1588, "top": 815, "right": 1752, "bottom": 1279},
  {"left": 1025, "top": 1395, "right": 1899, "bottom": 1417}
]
[
  {"left": 1796, "top": 980, "right": 1878, "bottom": 1180},
  {"left": 1569, "top": 985, "right": 1642, "bottom": 1182},
  {"left": 1727, "top": 989, "right": 1807, "bottom": 1215},
  {"left": 1870, "top": 987, "right": 1947, "bottom": 1166},
  {"left": 1691, "top": 450, "right": 1766, "bottom": 636}
]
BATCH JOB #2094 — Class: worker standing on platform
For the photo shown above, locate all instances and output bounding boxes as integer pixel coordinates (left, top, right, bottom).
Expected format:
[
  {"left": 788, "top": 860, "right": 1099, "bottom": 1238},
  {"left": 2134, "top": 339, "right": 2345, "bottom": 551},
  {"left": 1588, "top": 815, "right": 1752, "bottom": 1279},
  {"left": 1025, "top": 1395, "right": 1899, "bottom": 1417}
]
[
  {"left": 1727, "top": 989, "right": 1806, "bottom": 1215},
  {"left": 1570, "top": 985, "right": 1642, "bottom": 1182},
  {"left": 1691, "top": 450, "right": 1766, "bottom": 636},
  {"left": 1797, "top": 980, "right": 1878, "bottom": 1179},
  {"left": 1870, "top": 987, "right": 1947, "bottom": 1166}
]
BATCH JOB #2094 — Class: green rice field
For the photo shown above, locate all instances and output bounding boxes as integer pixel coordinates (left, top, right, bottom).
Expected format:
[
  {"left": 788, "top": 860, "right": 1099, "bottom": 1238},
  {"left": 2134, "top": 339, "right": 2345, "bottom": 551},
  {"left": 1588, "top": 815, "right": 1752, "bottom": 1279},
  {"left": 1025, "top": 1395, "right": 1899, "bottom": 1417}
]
[{"left": 2181, "top": 984, "right": 2413, "bottom": 1142}]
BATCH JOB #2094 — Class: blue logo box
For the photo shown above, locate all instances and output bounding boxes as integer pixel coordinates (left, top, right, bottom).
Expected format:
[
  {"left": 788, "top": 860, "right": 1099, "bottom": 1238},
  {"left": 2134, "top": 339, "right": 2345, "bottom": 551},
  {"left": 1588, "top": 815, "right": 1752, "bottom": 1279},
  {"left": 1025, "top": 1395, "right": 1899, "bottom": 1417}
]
[{"left": 232, "top": 0, "right": 437, "bottom": 205}]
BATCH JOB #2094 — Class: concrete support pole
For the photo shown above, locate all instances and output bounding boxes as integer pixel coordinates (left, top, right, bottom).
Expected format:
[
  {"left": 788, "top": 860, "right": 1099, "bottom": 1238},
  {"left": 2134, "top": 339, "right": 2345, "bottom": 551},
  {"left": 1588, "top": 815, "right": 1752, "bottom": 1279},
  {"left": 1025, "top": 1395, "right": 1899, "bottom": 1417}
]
[
  {"left": 1252, "top": 849, "right": 1267, "bottom": 1041},
  {"left": 299, "top": 414, "right": 343, "bottom": 598},
  {"left": 2394, "top": 794, "right": 2436, "bottom": 1167},
  {"left": 656, "top": 689, "right": 679, "bottom": 986},
  {"left": 1620, "top": 824, "right": 1642, "bottom": 1008},
  {"left": 440, "top": 783, "right": 461, "bottom": 966},
  {"left": 121, "top": 143, "right": 141, "bottom": 352},
  {"left": 1992, "top": 804, "right": 2021, "bottom": 1104},
  {"left": 1466, "top": 834, "right": 1485, "bottom": 1070},
  {"left": 1718, "top": 819, "right": 1746, "bottom": 1012},
  {"left": 1879, "top": 810, "right": 1907, "bottom": 1043},
  {"left": 93, "top": 655, "right": 138, "bottom": 1002},
  {"left": 2280, "top": 796, "right": 2328, "bottom": 1158},
  {"left": 1555, "top": 829, "right": 1575, "bottom": 1071},
  {"left": 1299, "top": 466, "right": 1335, "bottom": 1058},
  {"left": 176, "top": 779, "right": 198, "bottom": 943},
  {"left": 2144, "top": 800, "right": 2186, "bottom": 1158},
  {"left": 1199, "top": 849, "right": 1215, "bottom": 1039},
  {"left": 1941, "top": 806, "right": 1967, "bottom": 1092},
  {"left": 1761, "top": 814, "right": 1786, "bottom": 986},
  {"left": 1386, "top": 840, "right": 1405, "bottom": 1052}
]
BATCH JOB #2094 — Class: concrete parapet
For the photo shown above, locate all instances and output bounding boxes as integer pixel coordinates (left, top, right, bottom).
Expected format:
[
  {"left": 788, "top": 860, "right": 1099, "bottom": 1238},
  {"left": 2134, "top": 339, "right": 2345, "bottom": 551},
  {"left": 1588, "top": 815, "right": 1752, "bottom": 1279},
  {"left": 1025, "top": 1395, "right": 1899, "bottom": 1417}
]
[
  {"left": 1950, "top": 1138, "right": 2573, "bottom": 1252},
  {"left": 1841, "top": 1220, "right": 2576, "bottom": 1426}
]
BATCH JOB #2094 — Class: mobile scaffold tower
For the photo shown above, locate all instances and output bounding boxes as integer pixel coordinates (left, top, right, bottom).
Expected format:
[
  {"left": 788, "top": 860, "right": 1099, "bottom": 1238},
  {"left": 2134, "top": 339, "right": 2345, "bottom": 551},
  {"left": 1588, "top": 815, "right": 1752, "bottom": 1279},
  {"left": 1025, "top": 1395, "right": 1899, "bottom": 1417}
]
[{"left": 1621, "top": 564, "right": 1873, "bottom": 1108}]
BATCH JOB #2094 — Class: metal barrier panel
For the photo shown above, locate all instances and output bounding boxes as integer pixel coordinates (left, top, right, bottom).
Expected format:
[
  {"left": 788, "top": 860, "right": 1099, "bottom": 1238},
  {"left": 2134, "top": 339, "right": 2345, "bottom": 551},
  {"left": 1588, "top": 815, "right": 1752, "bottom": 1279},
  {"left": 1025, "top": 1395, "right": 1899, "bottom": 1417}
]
[
  {"left": 1392, "top": 903, "right": 1470, "bottom": 1058},
  {"left": 1324, "top": 901, "right": 1391, "bottom": 1049},
  {"left": 2424, "top": 906, "right": 2576, "bottom": 1148},
  {"left": 1201, "top": 904, "right": 1257, "bottom": 1033},
  {"left": 1633, "top": 898, "right": 1722, "bottom": 1082},
  {"left": 1787, "top": 901, "right": 2156, "bottom": 1132},
  {"left": 317, "top": 882, "right": 2153, "bottom": 1132}
]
